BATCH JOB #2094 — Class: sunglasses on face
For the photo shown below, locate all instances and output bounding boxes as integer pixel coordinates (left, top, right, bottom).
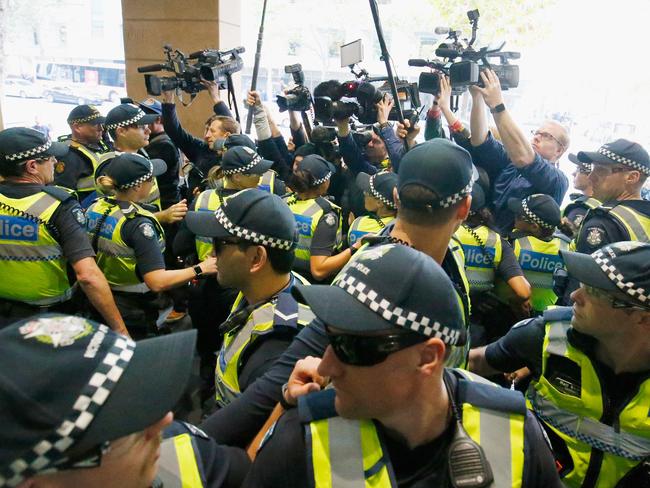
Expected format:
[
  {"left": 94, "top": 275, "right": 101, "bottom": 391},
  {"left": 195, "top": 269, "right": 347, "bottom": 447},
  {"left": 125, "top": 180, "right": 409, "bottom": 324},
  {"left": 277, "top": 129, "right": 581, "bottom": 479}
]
[
  {"left": 53, "top": 441, "right": 111, "bottom": 470},
  {"left": 326, "top": 325, "right": 425, "bottom": 366},
  {"left": 582, "top": 284, "right": 650, "bottom": 311},
  {"left": 212, "top": 237, "right": 247, "bottom": 255}
]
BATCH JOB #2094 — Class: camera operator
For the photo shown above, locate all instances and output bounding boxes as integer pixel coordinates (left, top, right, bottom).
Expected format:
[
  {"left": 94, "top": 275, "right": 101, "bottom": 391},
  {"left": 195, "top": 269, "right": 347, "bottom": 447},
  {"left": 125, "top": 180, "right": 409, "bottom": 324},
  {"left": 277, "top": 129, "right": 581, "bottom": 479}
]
[
  {"left": 161, "top": 81, "right": 239, "bottom": 194},
  {"left": 469, "top": 69, "right": 569, "bottom": 233},
  {"left": 335, "top": 94, "right": 405, "bottom": 175}
]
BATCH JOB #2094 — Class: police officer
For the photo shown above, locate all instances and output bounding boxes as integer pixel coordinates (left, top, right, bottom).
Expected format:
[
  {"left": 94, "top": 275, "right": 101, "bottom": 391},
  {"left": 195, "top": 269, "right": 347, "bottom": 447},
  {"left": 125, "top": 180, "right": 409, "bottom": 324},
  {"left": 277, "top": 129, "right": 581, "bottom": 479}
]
[
  {"left": 470, "top": 241, "right": 650, "bottom": 487},
  {"left": 574, "top": 139, "right": 650, "bottom": 253},
  {"left": 244, "top": 244, "right": 561, "bottom": 487},
  {"left": 199, "top": 138, "right": 476, "bottom": 446},
  {"left": 284, "top": 154, "right": 344, "bottom": 282},
  {"left": 348, "top": 170, "right": 398, "bottom": 246},
  {"left": 455, "top": 184, "right": 531, "bottom": 344},
  {"left": 0, "top": 128, "right": 126, "bottom": 334},
  {"left": 101, "top": 103, "right": 188, "bottom": 225},
  {"left": 561, "top": 153, "right": 599, "bottom": 236},
  {"left": 87, "top": 153, "right": 217, "bottom": 339},
  {"left": 186, "top": 189, "right": 315, "bottom": 406},
  {"left": 0, "top": 315, "right": 250, "bottom": 487},
  {"left": 54, "top": 105, "right": 111, "bottom": 207},
  {"left": 498, "top": 194, "right": 570, "bottom": 314}
]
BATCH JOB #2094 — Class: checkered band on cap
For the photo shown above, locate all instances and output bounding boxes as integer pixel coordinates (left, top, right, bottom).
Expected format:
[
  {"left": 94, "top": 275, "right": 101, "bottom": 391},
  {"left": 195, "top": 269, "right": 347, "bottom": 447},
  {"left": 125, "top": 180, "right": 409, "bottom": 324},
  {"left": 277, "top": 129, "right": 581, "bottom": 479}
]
[
  {"left": 4, "top": 140, "right": 52, "bottom": 162},
  {"left": 312, "top": 171, "right": 332, "bottom": 186},
  {"left": 104, "top": 107, "right": 146, "bottom": 131},
  {"left": 522, "top": 199, "right": 555, "bottom": 230},
  {"left": 222, "top": 152, "right": 264, "bottom": 176},
  {"left": 0, "top": 326, "right": 136, "bottom": 487},
  {"left": 598, "top": 147, "right": 650, "bottom": 176},
  {"left": 117, "top": 161, "right": 153, "bottom": 190},
  {"left": 68, "top": 113, "right": 103, "bottom": 125},
  {"left": 592, "top": 249, "right": 649, "bottom": 305},
  {"left": 438, "top": 180, "right": 473, "bottom": 209},
  {"left": 335, "top": 273, "right": 463, "bottom": 345},
  {"left": 214, "top": 207, "right": 295, "bottom": 250},
  {"left": 369, "top": 174, "right": 396, "bottom": 210}
]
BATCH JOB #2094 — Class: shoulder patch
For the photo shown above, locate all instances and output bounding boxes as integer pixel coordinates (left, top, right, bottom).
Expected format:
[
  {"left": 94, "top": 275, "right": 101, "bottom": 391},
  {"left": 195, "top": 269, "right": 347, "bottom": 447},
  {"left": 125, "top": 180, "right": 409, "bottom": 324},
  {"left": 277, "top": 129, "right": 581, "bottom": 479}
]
[
  {"left": 139, "top": 222, "right": 156, "bottom": 239},
  {"left": 573, "top": 214, "right": 584, "bottom": 227},
  {"left": 72, "top": 208, "right": 86, "bottom": 226},
  {"left": 586, "top": 227, "right": 604, "bottom": 246},
  {"left": 54, "top": 161, "right": 66, "bottom": 174},
  {"left": 324, "top": 213, "right": 337, "bottom": 226}
]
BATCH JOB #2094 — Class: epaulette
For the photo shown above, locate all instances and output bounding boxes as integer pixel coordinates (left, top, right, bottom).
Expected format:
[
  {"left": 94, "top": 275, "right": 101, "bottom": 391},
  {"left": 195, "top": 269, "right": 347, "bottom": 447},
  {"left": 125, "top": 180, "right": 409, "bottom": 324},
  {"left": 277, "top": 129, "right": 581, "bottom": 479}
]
[
  {"left": 542, "top": 306, "right": 573, "bottom": 322},
  {"left": 298, "top": 388, "right": 337, "bottom": 424},
  {"left": 42, "top": 185, "right": 77, "bottom": 202},
  {"left": 450, "top": 369, "right": 527, "bottom": 416}
]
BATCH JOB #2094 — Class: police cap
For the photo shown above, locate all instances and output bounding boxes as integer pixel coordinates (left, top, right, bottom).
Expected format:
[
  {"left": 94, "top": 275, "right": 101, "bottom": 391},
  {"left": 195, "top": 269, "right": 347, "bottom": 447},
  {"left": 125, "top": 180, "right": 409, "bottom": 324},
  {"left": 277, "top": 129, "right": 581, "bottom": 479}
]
[
  {"left": 577, "top": 139, "right": 650, "bottom": 176},
  {"left": 104, "top": 103, "right": 158, "bottom": 131},
  {"left": 95, "top": 152, "right": 167, "bottom": 190},
  {"left": 0, "top": 127, "right": 68, "bottom": 167},
  {"left": 356, "top": 170, "right": 398, "bottom": 210},
  {"left": 220, "top": 146, "right": 273, "bottom": 176},
  {"left": 67, "top": 104, "right": 106, "bottom": 125},
  {"left": 508, "top": 193, "right": 561, "bottom": 230}
]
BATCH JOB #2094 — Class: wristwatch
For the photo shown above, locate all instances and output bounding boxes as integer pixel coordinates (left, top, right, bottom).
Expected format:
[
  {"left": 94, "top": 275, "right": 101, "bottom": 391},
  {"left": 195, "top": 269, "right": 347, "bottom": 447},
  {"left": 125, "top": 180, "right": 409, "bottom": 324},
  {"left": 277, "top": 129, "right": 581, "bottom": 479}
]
[
  {"left": 378, "top": 121, "right": 391, "bottom": 130},
  {"left": 490, "top": 103, "right": 506, "bottom": 114},
  {"left": 193, "top": 265, "right": 203, "bottom": 277}
]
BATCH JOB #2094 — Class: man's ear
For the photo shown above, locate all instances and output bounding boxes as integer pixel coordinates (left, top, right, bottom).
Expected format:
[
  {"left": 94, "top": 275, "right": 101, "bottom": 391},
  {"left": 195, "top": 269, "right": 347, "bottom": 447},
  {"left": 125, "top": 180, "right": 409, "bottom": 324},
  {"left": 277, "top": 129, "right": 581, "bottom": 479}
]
[
  {"left": 418, "top": 338, "right": 446, "bottom": 376},
  {"left": 392, "top": 187, "right": 400, "bottom": 209},
  {"left": 249, "top": 245, "right": 268, "bottom": 274},
  {"left": 456, "top": 195, "right": 471, "bottom": 221}
]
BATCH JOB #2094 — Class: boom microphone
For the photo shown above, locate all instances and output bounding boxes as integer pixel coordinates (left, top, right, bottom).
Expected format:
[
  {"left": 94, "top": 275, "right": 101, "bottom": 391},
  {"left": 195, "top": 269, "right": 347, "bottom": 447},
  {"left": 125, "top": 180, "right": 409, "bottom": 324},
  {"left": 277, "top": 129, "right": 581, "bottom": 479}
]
[
  {"left": 408, "top": 59, "right": 429, "bottom": 67},
  {"left": 435, "top": 48, "right": 461, "bottom": 59},
  {"left": 137, "top": 64, "right": 167, "bottom": 73}
]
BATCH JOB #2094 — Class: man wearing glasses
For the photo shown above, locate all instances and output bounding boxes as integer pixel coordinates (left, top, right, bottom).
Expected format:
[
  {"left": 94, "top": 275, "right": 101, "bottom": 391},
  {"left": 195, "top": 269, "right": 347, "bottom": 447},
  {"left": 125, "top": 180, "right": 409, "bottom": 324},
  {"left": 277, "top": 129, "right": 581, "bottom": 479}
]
[
  {"left": 0, "top": 128, "right": 126, "bottom": 334},
  {"left": 469, "top": 69, "right": 570, "bottom": 233},
  {"left": 244, "top": 244, "right": 560, "bottom": 487},
  {"left": 571, "top": 139, "right": 650, "bottom": 254},
  {"left": 185, "top": 189, "right": 315, "bottom": 407},
  {"left": 561, "top": 153, "right": 598, "bottom": 237},
  {"left": 470, "top": 241, "right": 650, "bottom": 487}
]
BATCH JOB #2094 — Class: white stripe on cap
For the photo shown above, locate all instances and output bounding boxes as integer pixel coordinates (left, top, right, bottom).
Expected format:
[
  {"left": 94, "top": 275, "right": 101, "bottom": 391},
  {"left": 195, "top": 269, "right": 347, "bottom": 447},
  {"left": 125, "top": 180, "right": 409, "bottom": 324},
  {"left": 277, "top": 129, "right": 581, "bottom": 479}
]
[
  {"left": 438, "top": 180, "right": 473, "bottom": 209},
  {"left": 5, "top": 140, "right": 52, "bottom": 162},
  {"left": 214, "top": 207, "right": 295, "bottom": 250},
  {"left": 118, "top": 160, "right": 154, "bottom": 190},
  {"left": 522, "top": 198, "right": 555, "bottom": 230},
  {"left": 335, "top": 273, "right": 463, "bottom": 345},
  {"left": 0, "top": 325, "right": 135, "bottom": 486},
  {"left": 104, "top": 107, "right": 146, "bottom": 131},
  {"left": 592, "top": 249, "right": 649, "bottom": 304},
  {"left": 369, "top": 173, "right": 396, "bottom": 210},
  {"left": 598, "top": 147, "right": 650, "bottom": 176},
  {"left": 222, "top": 152, "right": 264, "bottom": 176},
  {"left": 312, "top": 171, "right": 332, "bottom": 186}
]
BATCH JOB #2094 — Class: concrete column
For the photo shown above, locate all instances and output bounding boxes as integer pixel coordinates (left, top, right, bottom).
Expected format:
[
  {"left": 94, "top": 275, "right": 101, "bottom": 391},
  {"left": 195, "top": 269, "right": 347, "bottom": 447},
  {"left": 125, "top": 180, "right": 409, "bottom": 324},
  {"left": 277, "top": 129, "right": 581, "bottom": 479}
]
[{"left": 121, "top": 0, "right": 241, "bottom": 138}]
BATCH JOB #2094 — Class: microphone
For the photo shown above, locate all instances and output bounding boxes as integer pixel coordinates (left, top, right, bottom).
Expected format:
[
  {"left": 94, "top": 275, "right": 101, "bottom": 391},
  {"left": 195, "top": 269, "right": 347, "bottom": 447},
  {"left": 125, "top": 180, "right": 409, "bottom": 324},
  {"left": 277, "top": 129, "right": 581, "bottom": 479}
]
[
  {"left": 408, "top": 59, "right": 430, "bottom": 67},
  {"left": 188, "top": 50, "right": 204, "bottom": 59},
  {"left": 137, "top": 64, "right": 166, "bottom": 73}
]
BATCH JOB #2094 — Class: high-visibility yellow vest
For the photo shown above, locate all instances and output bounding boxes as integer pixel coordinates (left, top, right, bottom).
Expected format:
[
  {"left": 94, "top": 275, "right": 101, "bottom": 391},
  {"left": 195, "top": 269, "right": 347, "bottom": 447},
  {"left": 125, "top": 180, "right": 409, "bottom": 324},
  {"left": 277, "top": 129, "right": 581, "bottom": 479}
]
[
  {"left": 299, "top": 369, "right": 526, "bottom": 488},
  {"left": 284, "top": 195, "right": 343, "bottom": 274},
  {"left": 574, "top": 202, "right": 650, "bottom": 251},
  {"left": 95, "top": 151, "right": 162, "bottom": 211},
  {"left": 192, "top": 189, "right": 227, "bottom": 261},
  {"left": 502, "top": 233, "right": 568, "bottom": 313},
  {"left": 0, "top": 187, "right": 75, "bottom": 305},
  {"left": 528, "top": 307, "right": 650, "bottom": 488},
  {"left": 562, "top": 196, "right": 600, "bottom": 227},
  {"left": 215, "top": 274, "right": 315, "bottom": 406},
  {"left": 86, "top": 197, "right": 165, "bottom": 293},
  {"left": 257, "top": 169, "right": 278, "bottom": 194},
  {"left": 347, "top": 215, "right": 395, "bottom": 246},
  {"left": 157, "top": 426, "right": 206, "bottom": 487},
  {"left": 455, "top": 224, "right": 503, "bottom": 293},
  {"left": 66, "top": 140, "right": 108, "bottom": 194}
]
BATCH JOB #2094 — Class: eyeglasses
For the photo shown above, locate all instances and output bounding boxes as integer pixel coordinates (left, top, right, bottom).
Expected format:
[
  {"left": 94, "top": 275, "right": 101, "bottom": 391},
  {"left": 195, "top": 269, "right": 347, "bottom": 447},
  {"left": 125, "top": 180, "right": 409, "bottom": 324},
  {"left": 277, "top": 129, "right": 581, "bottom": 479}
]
[
  {"left": 589, "top": 164, "right": 632, "bottom": 177},
  {"left": 582, "top": 284, "right": 650, "bottom": 311},
  {"left": 326, "top": 325, "right": 425, "bottom": 366},
  {"left": 53, "top": 441, "right": 111, "bottom": 470},
  {"left": 531, "top": 130, "right": 565, "bottom": 148},
  {"left": 212, "top": 237, "right": 247, "bottom": 255}
]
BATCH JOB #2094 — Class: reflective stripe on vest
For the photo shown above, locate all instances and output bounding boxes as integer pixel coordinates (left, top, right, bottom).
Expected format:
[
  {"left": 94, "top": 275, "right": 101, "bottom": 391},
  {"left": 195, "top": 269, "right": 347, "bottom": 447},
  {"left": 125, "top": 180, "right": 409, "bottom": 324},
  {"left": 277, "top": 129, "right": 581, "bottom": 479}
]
[
  {"left": 70, "top": 141, "right": 103, "bottom": 192},
  {"left": 157, "top": 433, "right": 205, "bottom": 488},
  {"left": 528, "top": 316, "right": 650, "bottom": 487},
  {"left": 192, "top": 189, "right": 225, "bottom": 261},
  {"left": 285, "top": 196, "right": 342, "bottom": 273},
  {"left": 0, "top": 191, "right": 73, "bottom": 305},
  {"left": 257, "top": 170, "right": 276, "bottom": 194},
  {"left": 306, "top": 370, "right": 525, "bottom": 488},
  {"left": 86, "top": 198, "right": 164, "bottom": 291},
  {"left": 215, "top": 278, "right": 315, "bottom": 406},
  {"left": 607, "top": 204, "right": 650, "bottom": 242},
  {"left": 455, "top": 224, "right": 503, "bottom": 292},
  {"left": 512, "top": 235, "right": 567, "bottom": 312},
  {"left": 348, "top": 215, "right": 395, "bottom": 246}
]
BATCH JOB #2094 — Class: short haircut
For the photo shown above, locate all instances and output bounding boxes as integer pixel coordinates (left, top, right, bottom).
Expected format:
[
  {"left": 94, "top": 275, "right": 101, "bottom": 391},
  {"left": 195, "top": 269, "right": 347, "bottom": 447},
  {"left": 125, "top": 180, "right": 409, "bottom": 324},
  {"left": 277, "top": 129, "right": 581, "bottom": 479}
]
[
  {"left": 0, "top": 159, "right": 27, "bottom": 178},
  {"left": 546, "top": 120, "right": 570, "bottom": 150},
  {"left": 398, "top": 184, "right": 465, "bottom": 226},
  {"left": 205, "top": 115, "right": 240, "bottom": 135}
]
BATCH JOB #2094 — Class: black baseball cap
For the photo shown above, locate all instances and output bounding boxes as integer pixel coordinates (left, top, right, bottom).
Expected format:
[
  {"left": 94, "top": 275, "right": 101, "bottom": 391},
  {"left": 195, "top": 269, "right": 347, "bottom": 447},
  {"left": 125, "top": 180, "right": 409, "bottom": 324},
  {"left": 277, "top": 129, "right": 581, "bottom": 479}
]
[
  {"left": 95, "top": 152, "right": 167, "bottom": 190},
  {"left": 67, "top": 105, "right": 106, "bottom": 125},
  {"left": 561, "top": 241, "right": 650, "bottom": 310},
  {"left": 137, "top": 97, "right": 163, "bottom": 116},
  {"left": 568, "top": 153, "right": 592, "bottom": 174},
  {"left": 470, "top": 184, "right": 486, "bottom": 212},
  {"left": 294, "top": 143, "right": 317, "bottom": 158},
  {"left": 508, "top": 193, "right": 561, "bottom": 230},
  {"left": 104, "top": 103, "right": 158, "bottom": 131},
  {"left": 356, "top": 171, "right": 398, "bottom": 210},
  {"left": 397, "top": 139, "right": 474, "bottom": 209},
  {"left": 293, "top": 243, "right": 465, "bottom": 345},
  {"left": 296, "top": 154, "right": 336, "bottom": 185},
  {"left": 577, "top": 139, "right": 650, "bottom": 176},
  {"left": 0, "top": 127, "right": 68, "bottom": 166},
  {"left": 0, "top": 314, "right": 196, "bottom": 484},
  {"left": 220, "top": 146, "right": 273, "bottom": 176},
  {"left": 223, "top": 134, "right": 256, "bottom": 151},
  {"left": 185, "top": 188, "right": 297, "bottom": 251}
]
